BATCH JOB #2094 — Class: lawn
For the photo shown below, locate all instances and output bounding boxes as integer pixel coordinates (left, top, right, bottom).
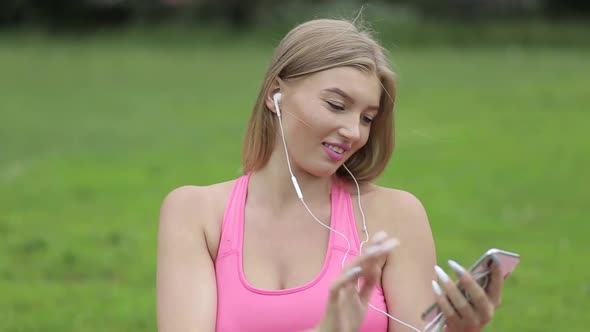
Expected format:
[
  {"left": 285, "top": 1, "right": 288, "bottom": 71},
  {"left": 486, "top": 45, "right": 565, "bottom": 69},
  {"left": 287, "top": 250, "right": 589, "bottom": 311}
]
[{"left": 1, "top": 31, "right": 588, "bottom": 331}]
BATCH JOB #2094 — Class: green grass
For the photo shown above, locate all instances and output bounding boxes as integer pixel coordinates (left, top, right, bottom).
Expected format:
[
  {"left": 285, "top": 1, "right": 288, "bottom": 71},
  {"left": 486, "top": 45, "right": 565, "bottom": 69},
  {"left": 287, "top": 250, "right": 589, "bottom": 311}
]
[{"left": 1, "top": 32, "right": 589, "bottom": 331}]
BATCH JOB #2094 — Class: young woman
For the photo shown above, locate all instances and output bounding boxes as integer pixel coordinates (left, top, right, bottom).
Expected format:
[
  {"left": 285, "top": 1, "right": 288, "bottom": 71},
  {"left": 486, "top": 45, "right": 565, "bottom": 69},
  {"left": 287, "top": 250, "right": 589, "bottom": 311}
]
[{"left": 157, "top": 18, "right": 505, "bottom": 332}]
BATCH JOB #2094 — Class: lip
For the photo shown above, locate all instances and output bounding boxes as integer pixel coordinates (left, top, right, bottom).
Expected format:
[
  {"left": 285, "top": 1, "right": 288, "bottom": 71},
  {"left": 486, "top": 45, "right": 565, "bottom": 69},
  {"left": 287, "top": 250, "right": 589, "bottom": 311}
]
[
  {"left": 322, "top": 143, "right": 344, "bottom": 162},
  {"left": 323, "top": 141, "right": 351, "bottom": 152}
]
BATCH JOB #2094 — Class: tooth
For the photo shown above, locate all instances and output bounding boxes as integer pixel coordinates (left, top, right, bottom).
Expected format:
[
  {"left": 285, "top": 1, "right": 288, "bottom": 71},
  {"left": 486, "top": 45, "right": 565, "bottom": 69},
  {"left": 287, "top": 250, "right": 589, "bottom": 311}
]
[{"left": 325, "top": 144, "right": 343, "bottom": 154}]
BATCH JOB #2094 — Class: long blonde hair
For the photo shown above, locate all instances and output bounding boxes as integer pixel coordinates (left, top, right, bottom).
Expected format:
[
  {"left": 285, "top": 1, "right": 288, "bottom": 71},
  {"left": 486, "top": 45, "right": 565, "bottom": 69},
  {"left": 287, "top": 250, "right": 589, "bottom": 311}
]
[{"left": 242, "top": 18, "right": 397, "bottom": 183}]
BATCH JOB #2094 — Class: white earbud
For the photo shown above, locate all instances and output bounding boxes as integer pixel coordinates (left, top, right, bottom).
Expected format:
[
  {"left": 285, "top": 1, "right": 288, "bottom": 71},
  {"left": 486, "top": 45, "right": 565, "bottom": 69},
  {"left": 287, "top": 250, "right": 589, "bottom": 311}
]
[{"left": 273, "top": 92, "right": 282, "bottom": 117}]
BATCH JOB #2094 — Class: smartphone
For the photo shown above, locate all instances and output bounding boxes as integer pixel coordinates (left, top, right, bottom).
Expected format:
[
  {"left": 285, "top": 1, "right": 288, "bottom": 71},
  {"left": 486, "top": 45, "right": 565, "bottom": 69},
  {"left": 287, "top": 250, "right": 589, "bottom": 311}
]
[{"left": 421, "top": 248, "right": 521, "bottom": 324}]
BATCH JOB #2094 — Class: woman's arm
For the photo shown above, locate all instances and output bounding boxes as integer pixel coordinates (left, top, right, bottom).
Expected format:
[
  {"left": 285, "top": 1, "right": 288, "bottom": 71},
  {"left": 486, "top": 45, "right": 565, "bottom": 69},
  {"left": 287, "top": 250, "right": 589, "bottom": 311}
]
[
  {"left": 377, "top": 190, "right": 437, "bottom": 332},
  {"left": 157, "top": 186, "right": 217, "bottom": 332},
  {"left": 379, "top": 189, "right": 505, "bottom": 332}
]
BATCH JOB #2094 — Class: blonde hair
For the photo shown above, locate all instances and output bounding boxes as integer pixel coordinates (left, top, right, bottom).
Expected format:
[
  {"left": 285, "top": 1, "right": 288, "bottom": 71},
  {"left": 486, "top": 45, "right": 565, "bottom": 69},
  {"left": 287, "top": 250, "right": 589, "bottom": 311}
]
[{"left": 242, "top": 18, "right": 397, "bottom": 183}]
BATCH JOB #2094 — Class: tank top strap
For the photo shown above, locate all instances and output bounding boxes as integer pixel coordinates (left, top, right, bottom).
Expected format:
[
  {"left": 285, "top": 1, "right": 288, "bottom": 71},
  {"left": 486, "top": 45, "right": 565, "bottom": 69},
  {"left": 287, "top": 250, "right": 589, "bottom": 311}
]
[
  {"left": 217, "top": 172, "right": 251, "bottom": 257},
  {"left": 330, "top": 177, "right": 361, "bottom": 254}
]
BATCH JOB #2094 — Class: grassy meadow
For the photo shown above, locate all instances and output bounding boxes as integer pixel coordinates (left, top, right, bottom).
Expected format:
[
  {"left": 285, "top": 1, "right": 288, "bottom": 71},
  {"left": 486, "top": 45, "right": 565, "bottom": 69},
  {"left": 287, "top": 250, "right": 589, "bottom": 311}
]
[{"left": 1, "top": 29, "right": 589, "bottom": 331}]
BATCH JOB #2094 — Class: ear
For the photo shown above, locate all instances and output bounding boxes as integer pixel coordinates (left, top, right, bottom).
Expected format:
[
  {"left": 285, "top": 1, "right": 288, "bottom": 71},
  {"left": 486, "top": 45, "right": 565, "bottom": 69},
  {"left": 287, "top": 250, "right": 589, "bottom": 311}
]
[{"left": 264, "top": 84, "right": 281, "bottom": 114}]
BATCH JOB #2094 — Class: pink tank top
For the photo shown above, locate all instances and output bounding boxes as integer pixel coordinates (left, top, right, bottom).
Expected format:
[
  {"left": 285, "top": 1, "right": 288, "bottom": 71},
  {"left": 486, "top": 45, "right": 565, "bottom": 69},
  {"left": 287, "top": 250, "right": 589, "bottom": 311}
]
[{"left": 215, "top": 173, "right": 389, "bottom": 331}]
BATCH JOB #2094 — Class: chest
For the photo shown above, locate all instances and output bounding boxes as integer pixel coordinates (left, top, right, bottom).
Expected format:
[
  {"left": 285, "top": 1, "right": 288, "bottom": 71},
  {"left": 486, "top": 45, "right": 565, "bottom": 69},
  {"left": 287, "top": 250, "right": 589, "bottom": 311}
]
[
  {"left": 207, "top": 184, "right": 389, "bottom": 291},
  {"left": 242, "top": 206, "right": 335, "bottom": 290},
  {"left": 214, "top": 199, "right": 391, "bottom": 332}
]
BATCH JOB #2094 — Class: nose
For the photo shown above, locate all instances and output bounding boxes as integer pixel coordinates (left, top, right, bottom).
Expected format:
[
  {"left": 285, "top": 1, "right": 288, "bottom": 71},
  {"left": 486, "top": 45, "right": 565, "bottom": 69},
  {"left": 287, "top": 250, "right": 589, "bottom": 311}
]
[{"left": 337, "top": 115, "right": 362, "bottom": 144}]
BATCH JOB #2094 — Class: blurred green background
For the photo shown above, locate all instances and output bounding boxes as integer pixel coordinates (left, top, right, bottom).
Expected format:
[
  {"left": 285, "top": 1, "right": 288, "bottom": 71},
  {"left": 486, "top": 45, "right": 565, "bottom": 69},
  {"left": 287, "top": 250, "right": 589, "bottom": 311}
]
[{"left": 1, "top": 0, "right": 589, "bottom": 331}]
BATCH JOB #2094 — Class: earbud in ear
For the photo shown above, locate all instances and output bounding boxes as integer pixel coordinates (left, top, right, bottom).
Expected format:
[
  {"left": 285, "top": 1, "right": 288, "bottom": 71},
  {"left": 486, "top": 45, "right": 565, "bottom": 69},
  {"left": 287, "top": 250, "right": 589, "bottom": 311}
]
[
  {"left": 273, "top": 92, "right": 282, "bottom": 103},
  {"left": 273, "top": 92, "right": 282, "bottom": 117}
]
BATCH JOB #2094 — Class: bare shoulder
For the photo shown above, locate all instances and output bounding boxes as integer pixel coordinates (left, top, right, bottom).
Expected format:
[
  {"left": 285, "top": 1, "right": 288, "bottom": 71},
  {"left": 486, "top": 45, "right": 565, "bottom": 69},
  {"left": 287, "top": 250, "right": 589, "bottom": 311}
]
[
  {"left": 364, "top": 184, "right": 426, "bottom": 211},
  {"left": 365, "top": 184, "right": 436, "bottom": 276},
  {"left": 159, "top": 180, "right": 236, "bottom": 258},
  {"left": 160, "top": 180, "right": 235, "bottom": 216},
  {"left": 357, "top": 183, "right": 431, "bottom": 238},
  {"left": 361, "top": 184, "right": 428, "bottom": 228},
  {"left": 157, "top": 182, "right": 235, "bottom": 331},
  {"left": 160, "top": 181, "right": 231, "bottom": 219}
]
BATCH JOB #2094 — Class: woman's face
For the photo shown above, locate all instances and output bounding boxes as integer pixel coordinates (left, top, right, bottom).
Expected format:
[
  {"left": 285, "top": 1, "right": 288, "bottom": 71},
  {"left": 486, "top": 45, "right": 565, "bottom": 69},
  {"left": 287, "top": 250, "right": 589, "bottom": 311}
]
[{"left": 270, "top": 66, "right": 381, "bottom": 177}]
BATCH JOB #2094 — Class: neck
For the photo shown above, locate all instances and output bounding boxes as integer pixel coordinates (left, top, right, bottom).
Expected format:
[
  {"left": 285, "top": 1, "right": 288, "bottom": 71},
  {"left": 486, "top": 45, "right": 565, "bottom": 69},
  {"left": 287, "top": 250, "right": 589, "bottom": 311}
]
[{"left": 248, "top": 148, "right": 334, "bottom": 212}]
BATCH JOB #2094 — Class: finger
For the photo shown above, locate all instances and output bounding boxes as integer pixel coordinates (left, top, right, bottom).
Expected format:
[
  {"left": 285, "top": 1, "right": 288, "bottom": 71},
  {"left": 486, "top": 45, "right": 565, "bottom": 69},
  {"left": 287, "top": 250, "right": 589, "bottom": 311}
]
[
  {"left": 357, "top": 231, "right": 390, "bottom": 263},
  {"left": 357, "top": 233, "right": 397, "bottom": 298},
  {"left": 332, "top": 238, "right": 392, "bottom": 297},
  {"left": 330, "top": 266, "right": 363, "bottom": 301},
  {"left": 369, "top": 230, "right": 389, "bottom": 246},
  {"left": 363, "top": 230, "right": 395, "bottom": 254},
  {"left": 448, "top": 260, "right": 494, "bottom": 324},
  {"left": 431, "top": 280, "right": 460, "bottom": 327},
  {"left": 334, "top": 236, "right": 398, "bottom": 299},
  {"left": 358, "top": 263, "right": 380, "bottom": 303},
  {"left": 359, "top": 230, "right": 388, "bottom": 253},
  {"left": 354, "top": 238, "right": 398, "bottom": 286},
  {"left": 345, "top": 237, "right": 399, "bottom": 272},
  {"left": 339, "top": 282, "right": 359, "bottom": 307},
  {"left": 486, "top": 255, "right": 504, "bottom": 307},
  {"left": 435, "top": 264, "right": 478, "bottom": 325},
  {"left": 362, "top": 238, "right": 399, "bottom": 258}
]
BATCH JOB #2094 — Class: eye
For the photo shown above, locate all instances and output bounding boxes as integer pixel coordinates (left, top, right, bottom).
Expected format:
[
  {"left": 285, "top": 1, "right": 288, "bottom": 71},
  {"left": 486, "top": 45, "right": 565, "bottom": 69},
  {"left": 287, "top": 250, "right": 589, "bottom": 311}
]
[
  {"left": 326, "top": 101, "right": 345, "bottom": 111},
  {"left": 362, "top": 116, "right": 374, "bottom": 124}
]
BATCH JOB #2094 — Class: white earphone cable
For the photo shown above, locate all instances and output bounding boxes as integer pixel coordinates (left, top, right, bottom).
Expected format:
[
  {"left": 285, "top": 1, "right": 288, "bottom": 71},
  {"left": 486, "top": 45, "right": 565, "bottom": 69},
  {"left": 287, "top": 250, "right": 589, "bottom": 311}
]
[
  {"left": 342, "top": 165, "right": 423, "bottom": 332},
  {"left": 275, "top": 96, "right": 296, "bottom": 178},
  {"left": 275, "top": 94, "right": 352, "bottom": 267},
  {"left": 274, "top": 94, "right": 427, "bottom": 332}
]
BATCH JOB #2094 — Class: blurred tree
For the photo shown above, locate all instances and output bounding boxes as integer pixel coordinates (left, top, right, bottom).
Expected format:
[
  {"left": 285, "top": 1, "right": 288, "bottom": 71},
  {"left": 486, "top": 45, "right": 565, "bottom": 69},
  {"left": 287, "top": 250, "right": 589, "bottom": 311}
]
[
  {"left": 0, "top": 0, "right": 588, "bottom": 28},
  {"left": 0, "top": 0, "right": 134, "bottom": 28},
  {"left": 187, "top": 0, "right": 263, "bottom": 28},
  {"left": 395, "top": 0, "right": 543, "bottom": 19},
  {"left": 0, "top": 0, "right": 25, "bottom": 26},
  {"left": 545, "top": 0, "right": 590, "bottom": 18}
]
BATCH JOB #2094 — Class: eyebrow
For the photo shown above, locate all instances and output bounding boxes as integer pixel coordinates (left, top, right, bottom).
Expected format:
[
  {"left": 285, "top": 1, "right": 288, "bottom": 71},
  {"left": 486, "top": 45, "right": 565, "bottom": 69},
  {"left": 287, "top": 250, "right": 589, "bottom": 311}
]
[{"left": 322, "top": 87, "right": 380, "bottom": 111}]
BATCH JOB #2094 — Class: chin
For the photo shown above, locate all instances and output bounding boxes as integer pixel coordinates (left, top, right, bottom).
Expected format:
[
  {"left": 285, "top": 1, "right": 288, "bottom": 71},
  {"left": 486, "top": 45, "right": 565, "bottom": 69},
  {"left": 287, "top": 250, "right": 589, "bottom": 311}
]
[
  {"left": 302, "top": 162, "right": 342, "bottom": 178},
  {"left": 294, "top": 150, "right": 348, "bottom": 178}
]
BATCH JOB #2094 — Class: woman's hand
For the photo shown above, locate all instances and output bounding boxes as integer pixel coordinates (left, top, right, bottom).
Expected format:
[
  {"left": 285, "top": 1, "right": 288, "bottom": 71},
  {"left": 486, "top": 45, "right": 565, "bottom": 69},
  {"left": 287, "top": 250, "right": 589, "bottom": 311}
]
[
  {"left": 315, "top": 231, "right": 399, "bottom": 332},
  {"left": 432, "top": 256, "right": 504, "bottom": 332}
]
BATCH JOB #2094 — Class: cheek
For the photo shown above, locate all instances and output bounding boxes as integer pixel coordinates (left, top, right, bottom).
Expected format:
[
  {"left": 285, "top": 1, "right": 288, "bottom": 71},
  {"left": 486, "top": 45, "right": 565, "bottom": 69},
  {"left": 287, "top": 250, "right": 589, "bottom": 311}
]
[
  {"left": 288, "top": 99, "right": 322, "bottom": 125},
  {"left": 295, "top": 105, "right": 333, "bottom": 134},
  {"left": 360, "top": 127, "right": 372, "bottom": 144},
  {"left": 301, "top": 102, "right": 329, "bottom": 125},
  {"left": 349, "top": 128, "right": 372, "bottom": 155}
]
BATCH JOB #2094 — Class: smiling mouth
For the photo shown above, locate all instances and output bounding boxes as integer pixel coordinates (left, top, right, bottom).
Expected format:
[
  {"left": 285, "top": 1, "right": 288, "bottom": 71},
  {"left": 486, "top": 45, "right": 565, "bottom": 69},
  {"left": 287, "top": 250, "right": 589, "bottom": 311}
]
[{"left": 322, "top": 143, "right": 344, "bottom": 154}]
